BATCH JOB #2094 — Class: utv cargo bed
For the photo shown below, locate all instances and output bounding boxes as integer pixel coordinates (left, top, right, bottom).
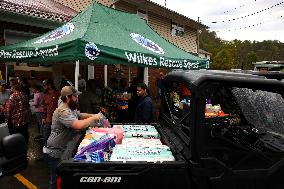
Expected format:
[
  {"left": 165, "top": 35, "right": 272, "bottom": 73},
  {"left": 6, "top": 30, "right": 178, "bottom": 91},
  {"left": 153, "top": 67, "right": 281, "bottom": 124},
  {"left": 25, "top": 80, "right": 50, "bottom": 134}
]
[{"left": 57, "top": 123, "right": 192, "bottom": 188}]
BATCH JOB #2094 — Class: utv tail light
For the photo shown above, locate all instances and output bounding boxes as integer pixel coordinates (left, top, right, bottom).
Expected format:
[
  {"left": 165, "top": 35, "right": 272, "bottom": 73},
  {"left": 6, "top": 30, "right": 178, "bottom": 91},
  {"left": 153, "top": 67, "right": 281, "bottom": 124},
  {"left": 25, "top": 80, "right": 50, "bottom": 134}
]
[{"left": 56, "top": 176, "right": 62, "bottom": 189}]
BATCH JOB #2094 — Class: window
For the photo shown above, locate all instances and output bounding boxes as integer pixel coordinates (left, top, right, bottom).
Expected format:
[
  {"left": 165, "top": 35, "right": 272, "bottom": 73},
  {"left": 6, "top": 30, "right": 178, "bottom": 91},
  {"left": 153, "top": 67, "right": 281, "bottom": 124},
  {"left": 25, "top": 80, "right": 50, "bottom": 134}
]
[
  {"left": 171, "top": 22, "right": 184, "bottom": 37},
  {"left": 202, "top": 81, "right": 284, "bottom": 170},
  {"left": 162, "top": 81, "right": 192, "bottom": 137},
  {"left": 164, "top": 81, "right": 191, "bottom": 118},
  {"left": 137, "top": 9, "right": 148, "bottom": 23}
]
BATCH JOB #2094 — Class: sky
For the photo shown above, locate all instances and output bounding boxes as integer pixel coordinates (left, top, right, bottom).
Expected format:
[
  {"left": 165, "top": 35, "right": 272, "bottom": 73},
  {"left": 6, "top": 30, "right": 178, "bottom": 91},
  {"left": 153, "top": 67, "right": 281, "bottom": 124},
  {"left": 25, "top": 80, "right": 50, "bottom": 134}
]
[{"left": 151, "top": 0, "right": 284, "bottom": 42}]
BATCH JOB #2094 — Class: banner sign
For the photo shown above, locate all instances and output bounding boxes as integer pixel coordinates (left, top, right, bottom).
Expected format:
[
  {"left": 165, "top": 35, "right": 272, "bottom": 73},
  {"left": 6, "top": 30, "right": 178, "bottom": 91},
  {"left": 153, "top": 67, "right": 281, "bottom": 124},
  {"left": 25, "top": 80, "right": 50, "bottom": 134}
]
[
  {"left": 0, "top": 45, "right": 59, "bottom": 59},
  {"left": 125, "top": 51, "right": 201, "bottom": 69}
]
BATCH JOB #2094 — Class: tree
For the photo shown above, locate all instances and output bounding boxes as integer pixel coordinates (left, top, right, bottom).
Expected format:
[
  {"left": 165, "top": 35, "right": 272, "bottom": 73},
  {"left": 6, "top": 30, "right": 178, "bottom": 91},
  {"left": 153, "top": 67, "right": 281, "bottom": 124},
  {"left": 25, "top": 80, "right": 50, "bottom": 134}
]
[
  {"left": 245, "top": 51, "right": 258, "bottom": 70},
  {"left": 212, "top": 49, "right": 234, "bottom": 70},
  {"left": 199, "top": 29, "right": 284, "bottom": 70}
]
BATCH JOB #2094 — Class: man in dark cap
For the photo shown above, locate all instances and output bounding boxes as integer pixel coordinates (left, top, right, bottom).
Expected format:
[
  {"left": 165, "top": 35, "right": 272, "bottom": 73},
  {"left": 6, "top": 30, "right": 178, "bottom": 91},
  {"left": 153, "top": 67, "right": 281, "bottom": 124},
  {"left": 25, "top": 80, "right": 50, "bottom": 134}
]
[{"left": 43, "top": 85, "right": 101, "bottom": 189}]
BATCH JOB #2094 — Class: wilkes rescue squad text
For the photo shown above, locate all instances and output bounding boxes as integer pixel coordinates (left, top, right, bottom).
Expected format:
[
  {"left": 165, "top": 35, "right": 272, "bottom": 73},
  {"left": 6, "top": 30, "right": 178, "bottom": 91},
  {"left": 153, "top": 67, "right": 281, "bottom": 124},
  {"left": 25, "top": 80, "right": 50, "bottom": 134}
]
[{"left": 125, "top": 52, "right": 200, "bottom": 69}]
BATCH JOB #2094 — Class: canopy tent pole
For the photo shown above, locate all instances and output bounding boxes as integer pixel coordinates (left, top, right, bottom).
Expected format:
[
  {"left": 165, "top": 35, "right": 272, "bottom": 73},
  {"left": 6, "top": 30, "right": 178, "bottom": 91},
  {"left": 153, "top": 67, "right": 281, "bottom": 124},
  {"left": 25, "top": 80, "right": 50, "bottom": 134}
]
[
  {"left": 104, "top": 65, "right": 107, "bottom": 87},
  {"left": 75, "top": 60, "right": 79, "bottom": 90},
  {"left": 88, "top": 65, "right": 95, "bottom": 80},
  {"left": 144, "top": 67, "right": 149, "bottom": 86},
  {"left": 5, "top": 64, "right": 8, "bottom": 82},
  {"left": 128, "top": 66, "right": 131, "bottom": 87}
]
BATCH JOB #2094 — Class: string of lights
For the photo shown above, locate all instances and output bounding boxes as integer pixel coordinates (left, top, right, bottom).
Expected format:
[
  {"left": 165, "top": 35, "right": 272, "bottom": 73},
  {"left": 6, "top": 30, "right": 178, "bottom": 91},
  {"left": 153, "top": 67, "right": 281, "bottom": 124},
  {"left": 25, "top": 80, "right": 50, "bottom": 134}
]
[
  {"left": 223, "top": 4, "right": 246, "bottom": 14},
  {"left": 214, "top": 15, "right": 283, "bottom": 32},
  {"left": 212, "top": 1, "right": 283, "bottom": 23},
  {"left": 228, "top": 22, "right": 264, "bottom": 31},
  {"left": 221, "top": 0, "right": 267, "bottom": 14}
]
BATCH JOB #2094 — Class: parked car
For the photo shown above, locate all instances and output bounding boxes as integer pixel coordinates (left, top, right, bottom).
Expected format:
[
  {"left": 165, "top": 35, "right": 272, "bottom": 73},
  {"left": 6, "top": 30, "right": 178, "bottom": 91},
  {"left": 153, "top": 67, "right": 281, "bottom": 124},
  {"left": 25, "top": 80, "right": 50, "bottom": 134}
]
[
  {"left": 56, "top": 70, "right": 284, "bottom": 189},
  {"left": 0, "top": 123, "right": 27, "bottom": 177},
  {"left": 230, "top": 69, "right": 284, "bottom": 81},
  {"left": 250, "top": 71, "right": 284, "bottom": 81}
]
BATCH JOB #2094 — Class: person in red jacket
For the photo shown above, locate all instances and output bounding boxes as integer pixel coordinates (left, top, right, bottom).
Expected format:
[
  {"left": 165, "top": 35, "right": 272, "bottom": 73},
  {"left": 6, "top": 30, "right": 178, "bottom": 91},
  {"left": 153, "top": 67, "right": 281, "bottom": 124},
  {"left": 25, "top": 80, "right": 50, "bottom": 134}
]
[{"left": 5, "top": 84, "right": 30, "bottom": 143}]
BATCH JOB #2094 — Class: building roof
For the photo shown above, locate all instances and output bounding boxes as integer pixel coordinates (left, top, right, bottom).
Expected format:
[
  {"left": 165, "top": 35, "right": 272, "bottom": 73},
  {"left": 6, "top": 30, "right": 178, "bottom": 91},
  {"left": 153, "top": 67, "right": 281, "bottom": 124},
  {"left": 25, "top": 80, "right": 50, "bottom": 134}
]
[
  {"left": 53, "top": 0, "right": 92, "bottom": 12},
  {"left": 0, "top": 0, "right": 77, "bottom": 23},
  {"left": 147, "top": 0, "right": 208, "bottom": 29}
]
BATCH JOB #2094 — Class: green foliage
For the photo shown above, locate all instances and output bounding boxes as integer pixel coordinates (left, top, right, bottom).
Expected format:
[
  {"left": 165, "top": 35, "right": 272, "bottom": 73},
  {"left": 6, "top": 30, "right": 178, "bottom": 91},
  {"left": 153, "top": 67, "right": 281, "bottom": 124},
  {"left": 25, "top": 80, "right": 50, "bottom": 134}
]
[
  {"left": 212, "top": 49, "right": 234, "bottom": 70},
  {"left": 245, "top": 51, "right": 257, "bottom": 70},
  {"left": 199, "top": 29, "right": 284, "bottom": 70}
]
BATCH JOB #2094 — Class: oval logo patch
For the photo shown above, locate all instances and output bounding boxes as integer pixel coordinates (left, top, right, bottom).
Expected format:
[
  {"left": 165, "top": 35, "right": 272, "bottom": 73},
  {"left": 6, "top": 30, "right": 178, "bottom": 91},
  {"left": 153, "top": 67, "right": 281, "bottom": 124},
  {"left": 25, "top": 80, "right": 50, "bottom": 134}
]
[
  {"left": 85, "top": 42, "right": 100, "bottom": 60},
  {"left": 130, "top": 33, "right": 165, "bottom": 54},
  {"left": 34, "top": 23, "right": 75, "bottom": 44}
]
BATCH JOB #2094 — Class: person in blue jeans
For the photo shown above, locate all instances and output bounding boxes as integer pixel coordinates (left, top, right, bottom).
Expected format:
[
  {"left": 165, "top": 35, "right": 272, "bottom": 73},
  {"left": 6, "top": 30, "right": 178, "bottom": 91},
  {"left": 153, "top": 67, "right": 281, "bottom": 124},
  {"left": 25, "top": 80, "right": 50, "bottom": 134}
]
[
  {"left": 43, "top": 86, "right": 101, "bottom": 189},
  {"left": 31, "top": 83, "right": 44, "bottom": 140}
]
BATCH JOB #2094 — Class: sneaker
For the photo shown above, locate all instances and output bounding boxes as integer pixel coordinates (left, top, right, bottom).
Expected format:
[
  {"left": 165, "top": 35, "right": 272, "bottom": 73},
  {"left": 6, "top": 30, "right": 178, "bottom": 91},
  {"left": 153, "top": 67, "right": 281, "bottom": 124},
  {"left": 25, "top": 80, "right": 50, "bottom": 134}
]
[{"left": 34, "top": 135, "right": 44, "bottom": 141}]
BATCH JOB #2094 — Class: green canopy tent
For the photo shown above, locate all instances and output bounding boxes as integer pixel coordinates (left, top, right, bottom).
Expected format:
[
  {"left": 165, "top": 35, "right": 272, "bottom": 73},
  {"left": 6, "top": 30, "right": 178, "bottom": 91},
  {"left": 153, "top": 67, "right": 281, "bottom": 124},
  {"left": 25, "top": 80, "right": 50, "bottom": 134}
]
[{"left": 0, "top": 1, "right": 209, "bottom": 88}]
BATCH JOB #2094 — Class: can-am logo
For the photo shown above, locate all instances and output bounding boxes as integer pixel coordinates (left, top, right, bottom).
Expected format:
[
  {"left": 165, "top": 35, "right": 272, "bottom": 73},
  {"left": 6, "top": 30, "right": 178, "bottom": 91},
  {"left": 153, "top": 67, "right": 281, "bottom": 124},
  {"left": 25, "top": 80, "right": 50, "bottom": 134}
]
[
  {"left": 85, "top": 42, "right": 100, "bottom": 60},
  {"left": 130, "top": 33, "right": 165, "bottom": 55},
  {"left": 80, "top": 176, "right": 121, "bottom": 183},
  {"left": 34, "top": 23, "right": 74, "bottom": 44}
]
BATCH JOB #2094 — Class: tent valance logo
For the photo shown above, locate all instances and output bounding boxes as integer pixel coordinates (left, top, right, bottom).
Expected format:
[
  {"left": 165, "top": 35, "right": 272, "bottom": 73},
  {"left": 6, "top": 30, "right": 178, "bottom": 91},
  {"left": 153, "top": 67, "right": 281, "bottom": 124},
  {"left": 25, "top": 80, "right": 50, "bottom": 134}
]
[
  {"left": 85, "top": 42, "right": 100, "bottom": 60},
  {"left": 34, "top": 23, "right": 75, "bottom": 44},
  {"left": 130, "top": 33, "right": 165, "bottom": 55}
]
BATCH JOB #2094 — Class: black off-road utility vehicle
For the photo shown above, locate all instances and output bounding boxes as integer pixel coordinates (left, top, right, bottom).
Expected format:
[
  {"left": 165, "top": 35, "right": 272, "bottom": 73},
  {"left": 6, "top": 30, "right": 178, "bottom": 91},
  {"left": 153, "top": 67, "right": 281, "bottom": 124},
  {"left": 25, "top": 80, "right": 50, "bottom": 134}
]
[{"left": 57, "top": 70, "right": 284, "bottom": 189}]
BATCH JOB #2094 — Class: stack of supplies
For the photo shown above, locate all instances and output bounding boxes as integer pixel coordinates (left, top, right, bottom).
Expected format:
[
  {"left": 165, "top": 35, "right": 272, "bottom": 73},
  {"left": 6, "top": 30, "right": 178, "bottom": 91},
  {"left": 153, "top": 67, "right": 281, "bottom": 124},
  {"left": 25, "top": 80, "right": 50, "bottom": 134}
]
[
  {"left": 122, "top": 138, "right": 162, "bottom": 146},
  {"left": 109, "top": 125, "right": 175, "bottom": 162},
  {"left": 73, "top": 128, "right": 117, "bottom": 163},
  {"left": 113, "top": 124, "right": 160, "bottom": 139},
  {"left": 110, "top": 142, "right": 175, "bottom": 162},
  {"left": 91, "top": 127, "right": 124, "bottom": 144},
  {"left": 74, "top": 124, "right": 175, "bottom": 163}
]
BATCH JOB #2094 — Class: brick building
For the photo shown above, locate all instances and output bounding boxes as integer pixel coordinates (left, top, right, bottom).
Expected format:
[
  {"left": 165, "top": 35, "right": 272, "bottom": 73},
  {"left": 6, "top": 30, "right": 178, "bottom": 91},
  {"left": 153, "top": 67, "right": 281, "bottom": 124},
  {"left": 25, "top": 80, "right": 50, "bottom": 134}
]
[{"left": 0, "top": 0, "right": 76, "bottom": 86}]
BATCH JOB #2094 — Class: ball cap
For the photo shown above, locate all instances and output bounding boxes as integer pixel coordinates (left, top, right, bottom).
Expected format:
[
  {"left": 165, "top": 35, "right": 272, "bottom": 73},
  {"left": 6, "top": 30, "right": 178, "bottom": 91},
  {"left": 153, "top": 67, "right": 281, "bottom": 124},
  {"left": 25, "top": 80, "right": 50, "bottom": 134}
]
[
  {"left": 61, "top": 86, "right": 82, "bottom": 97},
  {"left": 0, "top": 80, "right": 6, "bottom": 85}
]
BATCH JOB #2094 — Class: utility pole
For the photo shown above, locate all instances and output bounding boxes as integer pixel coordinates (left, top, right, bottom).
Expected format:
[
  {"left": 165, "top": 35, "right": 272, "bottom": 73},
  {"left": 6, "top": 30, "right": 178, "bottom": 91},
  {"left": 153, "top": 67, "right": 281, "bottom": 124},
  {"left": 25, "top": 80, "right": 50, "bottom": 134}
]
[
  {"left": 197, "top": 17, "right": 200, "bottom": 55},
  {"left": 165, "top": 0, "right": 166, "bottom": 7}
]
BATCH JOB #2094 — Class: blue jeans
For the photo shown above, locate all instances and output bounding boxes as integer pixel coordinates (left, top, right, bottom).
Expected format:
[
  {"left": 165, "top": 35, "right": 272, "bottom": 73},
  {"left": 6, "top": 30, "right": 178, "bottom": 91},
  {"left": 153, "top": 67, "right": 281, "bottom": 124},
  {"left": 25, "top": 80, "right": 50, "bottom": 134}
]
[
  {"left": 42, "top": 123, "right": 51, "bottom": 146},
  {"left": 35, "top": 112, "right": 44, "bottom": 134},
  {"left": 44, "top": 154, "right": 60, "bottom": 189}
]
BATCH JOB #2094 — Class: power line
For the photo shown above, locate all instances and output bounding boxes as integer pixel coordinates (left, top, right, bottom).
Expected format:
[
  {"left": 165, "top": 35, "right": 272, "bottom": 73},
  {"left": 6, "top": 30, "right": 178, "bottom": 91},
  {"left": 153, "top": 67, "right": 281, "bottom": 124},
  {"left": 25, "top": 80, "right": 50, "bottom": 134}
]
[{"left": 211, "top": 1, "right": 284, "bottom": 23}]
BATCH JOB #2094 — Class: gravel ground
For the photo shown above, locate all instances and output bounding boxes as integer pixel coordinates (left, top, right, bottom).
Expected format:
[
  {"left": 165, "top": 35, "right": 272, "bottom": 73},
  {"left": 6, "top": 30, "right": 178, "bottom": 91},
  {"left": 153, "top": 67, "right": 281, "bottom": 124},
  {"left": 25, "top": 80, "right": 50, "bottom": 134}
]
[{"left": 27, "top": 115, "right": 44, "bottom": 161}]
